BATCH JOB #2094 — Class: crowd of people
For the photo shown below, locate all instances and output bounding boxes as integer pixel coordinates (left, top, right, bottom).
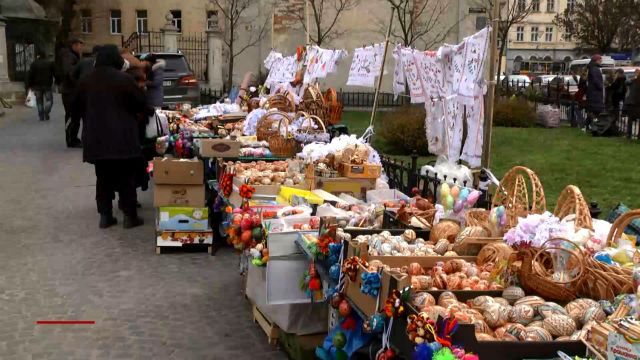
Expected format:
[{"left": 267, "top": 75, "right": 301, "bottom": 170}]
[{"left": 26, "top": 39, "right": 166, "bottom": 229}]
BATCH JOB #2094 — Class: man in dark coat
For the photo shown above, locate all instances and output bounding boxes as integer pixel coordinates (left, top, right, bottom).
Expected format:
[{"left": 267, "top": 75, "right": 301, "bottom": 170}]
[
  {"left": 26, "top": 51, "right": 55, "bottom": 121},
  {"left": 585, "top": 54, "right": 604, "bottom": 130},
  {"left": 72, "top": 45, "right": 101, "bottom": 82},
  {"left": 57, "top": 38, "right": 84, "bottom": 147},
  {"left": 72, "top": 45, "right": 147, "bottom": 229}
]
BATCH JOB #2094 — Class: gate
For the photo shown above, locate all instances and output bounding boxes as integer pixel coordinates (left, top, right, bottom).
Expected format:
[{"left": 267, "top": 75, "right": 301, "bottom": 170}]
[
  {"left": 8, "top": 42, "right": 35, "bottom": 82},
  {"left": 122, "top": 31, "right": 164, "bottom": 54},
  {"left": 177, "top": 33, "right": 207, "bottom": 81}
]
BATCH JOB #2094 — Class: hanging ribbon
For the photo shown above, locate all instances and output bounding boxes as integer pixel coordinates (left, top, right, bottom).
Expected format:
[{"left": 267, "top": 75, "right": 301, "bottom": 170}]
[{"left": 360, "top": 125, "right": 375, "bottom": 143}]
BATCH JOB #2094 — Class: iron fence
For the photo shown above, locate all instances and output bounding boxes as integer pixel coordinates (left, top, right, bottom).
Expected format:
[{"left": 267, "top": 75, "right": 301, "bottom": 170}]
[
  {"left": 498, "top": 78, "right": 640, "bottom": 140},
  {"left": 177, "top": 33, "right": 207, "bottom": 81},
  {"left": 122, "top": 31, "right": 163, "bottom": 54},
  {"left": 338, "top": 90, "right": 407, "bottom": 108}
]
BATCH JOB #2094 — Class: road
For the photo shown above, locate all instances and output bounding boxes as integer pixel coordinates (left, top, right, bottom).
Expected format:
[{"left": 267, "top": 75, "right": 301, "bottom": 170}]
[{"left": 0, "top": 97, "right": 287, "bottom": 359}]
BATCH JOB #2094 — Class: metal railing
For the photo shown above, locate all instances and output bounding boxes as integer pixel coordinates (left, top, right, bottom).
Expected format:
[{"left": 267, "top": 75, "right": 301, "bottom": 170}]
[{"left": 338, "top": 89, "right": 407, "bottom": 108}]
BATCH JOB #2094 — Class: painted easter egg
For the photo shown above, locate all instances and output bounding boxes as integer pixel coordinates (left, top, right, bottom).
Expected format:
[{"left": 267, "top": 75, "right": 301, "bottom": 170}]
[
  {"left": 483, "top": 303, "right": 509, "bottom": 328},
  {"left": 543, "top": 314, "right": 577, "bottom": 337},
  {"left": 502, "top": 286, "right": 526, "bottom": 304},
  {"left": 509, "top": 304, "right": 536, "bottom": 326},
  {"left": 565, "top": 299, "right": 599, "bottom": 324},
  {"left": 411, "top": 291, "right": 436, "bottom": 308},
  {"left": 472, "top": 319, "right": 494, "bottom": 336},
  {"left": 538, "top": 302, "right": 568, "bottom": 319},
  {"left": 469, "top": 296, "right": 495, "bottom": 311},
  {"left": 514, "top": 296, "right": 545, "bottom": 311},
  {"left": 438, "top": 291, "right": 458, "bottom": 307},
  {"left": 505, "top": 323, "right": 527, "bottom": 340},
  {"left": 582, "top": 306, "right": 606, "bottom": 326},
  {"left": 523, "top": 326, "right": 553, "bottom": 342}
]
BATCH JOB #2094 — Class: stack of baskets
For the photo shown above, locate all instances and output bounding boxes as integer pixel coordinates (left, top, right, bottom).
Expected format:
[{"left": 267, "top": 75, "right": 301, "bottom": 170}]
[{"left": 324, "top": 88, "right": 343, "bottom": 125}]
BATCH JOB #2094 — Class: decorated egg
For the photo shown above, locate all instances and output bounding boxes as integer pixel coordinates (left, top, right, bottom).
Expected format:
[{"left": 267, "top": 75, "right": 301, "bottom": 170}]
[
  {"left": 555, "top": 336, "right": 572, "bottom": 341},
  {"left": 440, "top": 183, "right": 451, "bottom": 199},
  {"left": 434, "top": 239, "right": 450, "bottom": 255},
  {"left": 565, "top": 299, "right": 599, "bottom": 324},
  {"left": 493, "top": 325, "right": 507, "bottom": 338},
  {"left": 505, "top": 323, "right": 527, "bottom": 340},
  {"left": 502, "top": 286, "right": 526, "bottom": 304},
  {"left": 500, "top": 332, "right": 519, "bottom": 341},
  {"left": 446, "top": 274, "right": 462, "bottom": 290},
  {"left": 543, "top": 314, "right": 576, "bottom": 337},
  {"left": 432, "top": 273, "right": 447, "bottom": 289},
  {"left": 472, "top": 319, "right": 494, "bottom": 336},
  {"left": 403, "top": 229, "right": 417, "bottom": 243},
  {"left": 483, "top": 303, "right": 509, "bottom": 328},
  {"left": 463, "top": 308, "right": 485, "bottom": 321},
  {"left": 438, "top": 291, "right": 458, "bottom": 307},
  {"left": 407, "top": 263, "right": 424, "bottom": 276},
  {"left": 411, "top": 292, "right": 436, "bottom": 308},
  {"left": 450, "top": 185, "right": 460, "bottom": 199},
  {"left": 527, "top": 320, "right": 544, "bottom": 329},
  {"left": 509, "top": 304, "right": 536, "bottom": 326},
  {"left": 538, "top": 302, "right": 568, "bottom": 319},
  {"left": 515, "top": 296, "right": 545, "bottom": 311},
  {"left": 475, "top": 333, "right": 497, "bottom": 341},
  {"left": 411, "top": 276, "right": 433, "bottom": 291},
  {"left": 460, "top": 188, "right": 470, "bottom": 201},
  {"left": 423, "top": 305, "right": 447, "bottom": 321},
  {"left": 582, "top": 306, "right": 606, "bottom": 325},
  {"left": 523, "top": 326, "right": 553, "bottom": 341},
  {"left": 453, "top": 311, "right": 472, "bottom": 323},
  {"left": 469, "top": 296, "right": 495, "bottom": 311}
]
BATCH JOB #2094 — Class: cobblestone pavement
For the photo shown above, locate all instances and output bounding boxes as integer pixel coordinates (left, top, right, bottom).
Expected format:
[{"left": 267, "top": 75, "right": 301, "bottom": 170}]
[{"left": 0, "top": 98, "right": 288, "bottom": 360}]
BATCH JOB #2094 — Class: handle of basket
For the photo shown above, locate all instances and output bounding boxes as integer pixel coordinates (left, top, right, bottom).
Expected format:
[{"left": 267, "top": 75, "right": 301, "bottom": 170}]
[
  {"left": 532, "top": 239, "right": 584, "bottom": 284},
  {"left": 277, "top": 115, "right": 290, "bottom": 138},
  {"left": 607, "top": 209, "right": 640, "bottom": 247},
  {"left": 296, "top": 111, "right": 310, "bottom": 119},
  {"left": 309, "top": 115, "right": 326, "bottom": 133}
]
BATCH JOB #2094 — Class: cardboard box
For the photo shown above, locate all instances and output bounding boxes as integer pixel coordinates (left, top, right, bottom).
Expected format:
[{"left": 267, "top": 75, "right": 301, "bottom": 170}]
[
  {"left": 156, "top": 231, "right": 213, "bottom": 247},
  {"left": 309, "top": 177, "right": 376, "bottom": 200},
  {"left": 345, "top": 266, "right": 410, "bottom": 318},
  {"left": 153, "top": 157, "right": 204, "bottom": 185},
  {"left": 608, "top": 332, "right": 640, "bottom": 360},
  {"left": 197, "top": 138, "right": 242, "bottom": 158},
  {"left": 341, "top": 163, "right": 382, "bottom": 179},
  {"left": 156, "top": 207, "right": 210, "bottom": 231},
  {"left": 154, "top": 184, "right": 205, "bottom": 207}
]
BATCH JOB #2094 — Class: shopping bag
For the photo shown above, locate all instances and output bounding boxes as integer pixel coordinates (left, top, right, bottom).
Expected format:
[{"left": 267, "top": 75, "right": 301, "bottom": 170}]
[
  {"left": 145, "top": 112, "right": 167, "bottom": 139},
  {"left": 25, "top": 90, "right": 36, "bottom": 108}
]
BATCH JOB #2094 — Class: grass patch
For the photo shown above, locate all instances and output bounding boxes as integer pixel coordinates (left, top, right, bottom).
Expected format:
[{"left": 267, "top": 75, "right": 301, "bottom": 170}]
[{"left": 342, "top": 111, "right": 640, "bottom": 211}]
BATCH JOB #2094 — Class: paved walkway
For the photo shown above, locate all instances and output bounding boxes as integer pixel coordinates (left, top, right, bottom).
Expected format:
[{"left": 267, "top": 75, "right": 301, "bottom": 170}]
[{"left": 0, "top": 97, "right": 287, "bottom": 359}]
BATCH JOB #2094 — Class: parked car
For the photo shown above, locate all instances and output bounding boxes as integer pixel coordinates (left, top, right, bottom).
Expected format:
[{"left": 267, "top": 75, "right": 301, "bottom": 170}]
[
  {"left": 499, "top": 74, "right": 531, "bottom": 89},
  {"left": 536, "top": 75, "right": 557, "bottom": 85},
  {"left": 136, "top": 52, "right": 200, "bottom": 108}
]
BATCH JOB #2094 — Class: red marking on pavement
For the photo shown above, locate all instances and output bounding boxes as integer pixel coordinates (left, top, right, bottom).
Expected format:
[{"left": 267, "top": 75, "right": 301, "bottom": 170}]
[{"left": 36, "top": 320, "right": 95, "bottom": 325}]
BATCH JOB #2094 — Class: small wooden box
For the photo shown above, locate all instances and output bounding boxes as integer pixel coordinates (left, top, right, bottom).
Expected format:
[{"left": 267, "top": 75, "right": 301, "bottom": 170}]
[{"left": 341, "top": 162, "right": 382, "bottom": 179}]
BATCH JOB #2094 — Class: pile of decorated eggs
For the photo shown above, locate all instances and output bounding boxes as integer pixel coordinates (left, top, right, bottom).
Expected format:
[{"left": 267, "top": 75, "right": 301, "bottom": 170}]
[
  {"left": 227, "top": 160, "right": 305, "bottom": 186},
  {"left": 410, "top": 288, "right": 605, "bottom": 342},
  {"left": 407, "top": 260, "right": 502, "bottom": 291},
  {"left": 355, "top": 230, "right": 460, "bottom": 257}
]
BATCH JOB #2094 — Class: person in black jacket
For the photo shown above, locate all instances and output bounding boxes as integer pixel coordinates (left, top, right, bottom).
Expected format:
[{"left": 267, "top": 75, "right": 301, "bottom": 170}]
[
  {"left": 585, "top": 54, "right": 604, "bottom": 130},
  {"left": 72, "top": 45, "right": 147, "bottom": 229},
  {"left": 56, "top": 38, "right": 84, "bottom": 148},
  {"left": 624, "top": 69, "right": 640, "bottom": 122},
  {"left": 608, "top": 68, "right": 627, "bottom": 110},
  {"left": 72, "top": 45, "right": 101, "bottom": 82},
  {"left": 26, "top": 51, "right": 55, "bottom": 121}
]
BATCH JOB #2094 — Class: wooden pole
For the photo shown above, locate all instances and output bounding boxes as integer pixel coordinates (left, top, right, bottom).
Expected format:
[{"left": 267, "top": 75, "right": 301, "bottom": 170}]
[
  {"left": 271, "top": 12, "right": 275, "bottom": 49},
  {"left": 481, "top": 1, "right": 500, "bottom": 168},
  {"left": 367, "top": 7, "right": 395, "bottom": 136}
]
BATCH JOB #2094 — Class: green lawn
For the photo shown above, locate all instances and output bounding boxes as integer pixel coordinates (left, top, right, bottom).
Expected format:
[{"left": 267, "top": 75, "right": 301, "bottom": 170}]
[{"left": 342, "top": 111, "right": 640, "bottom": 211}]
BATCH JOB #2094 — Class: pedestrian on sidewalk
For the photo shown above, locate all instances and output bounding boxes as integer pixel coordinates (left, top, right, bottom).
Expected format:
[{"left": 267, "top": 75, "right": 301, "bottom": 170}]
[
  {"left": 72, "top": 45, "right": 147, "bottom": 229},
  {"left": 572, "top": 69, "right": 587, "bottom": 127},
  {"left": 56, "top": 38, "right": 84, "bottom": 148},
  {"left": 26, "top": 51, "right": 55, "bottom": 121},
  {"left": 585, "top": 54, "right": 605, "bottom": 131},
  {"left": 608, "top": 68, "right": 627, "bottom": 110}
]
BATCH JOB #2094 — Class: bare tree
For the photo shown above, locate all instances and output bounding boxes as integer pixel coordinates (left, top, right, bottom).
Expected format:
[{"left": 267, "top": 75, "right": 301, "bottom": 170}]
[
  {"left": 381, "top": 0, "right": 457, "bottom": 49},
  {"left": 285, "top": 0, "right": 359, "bottom": 46},
  {"left": 475, "top": 0, "right": 533, "bottom": 78},
  {"left": 555, "top": 0, "right": 635, "bottom": 53},
  {"left": 211, "top": 0, "right": 272, "bottom": 90}
]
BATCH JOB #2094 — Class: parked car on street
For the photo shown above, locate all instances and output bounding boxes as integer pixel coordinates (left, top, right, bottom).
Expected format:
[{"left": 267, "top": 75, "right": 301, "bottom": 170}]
[
  {"left": 136, "top": 52, "right": 200, "bottom": 108},
  {"left": 498, "top": 74, "right": 531, "bottom": 89}
]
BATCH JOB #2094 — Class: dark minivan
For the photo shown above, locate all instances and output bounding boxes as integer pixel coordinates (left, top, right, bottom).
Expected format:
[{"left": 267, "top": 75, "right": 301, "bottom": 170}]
[{"left": 136, "top": 52, "right": 200, "bottom": 107}]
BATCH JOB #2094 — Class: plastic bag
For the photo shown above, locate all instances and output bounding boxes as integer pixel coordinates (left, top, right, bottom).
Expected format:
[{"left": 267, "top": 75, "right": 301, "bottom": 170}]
[
  {"left": 145, "top": 112, "right": 168, "bottom": 139},
  {"left": 25, "top": 90, "right": 36, "bottom": 108}
]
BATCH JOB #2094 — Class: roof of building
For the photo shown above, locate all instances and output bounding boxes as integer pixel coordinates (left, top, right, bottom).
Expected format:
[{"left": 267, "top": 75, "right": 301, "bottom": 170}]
[{"left": 0, "top": 0, "right": 46, "bottom": 20}]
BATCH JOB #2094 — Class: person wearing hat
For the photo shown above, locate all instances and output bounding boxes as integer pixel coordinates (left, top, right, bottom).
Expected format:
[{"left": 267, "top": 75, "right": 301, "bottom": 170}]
[
  {"left": 585, "top": 54, "right": 604, "bottom": 130},
  {"left": 72, "top": 45, "right": 147, "bottom": 229},
  {"left": 56, "top": 38, "right": 84, "bottom": 147}
]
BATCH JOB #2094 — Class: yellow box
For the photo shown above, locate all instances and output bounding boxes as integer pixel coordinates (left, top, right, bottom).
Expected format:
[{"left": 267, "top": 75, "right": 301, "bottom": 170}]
[{"left": 278, "top": 186, "right": 324, "bottom": 205}]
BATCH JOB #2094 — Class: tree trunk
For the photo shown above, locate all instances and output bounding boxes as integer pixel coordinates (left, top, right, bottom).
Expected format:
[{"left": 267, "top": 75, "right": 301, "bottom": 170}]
[
  {"left": 227, "top": 37, "right": 234, "bottom": 91},
  {"left": 56, "top": 0, "right": 76, "bottom": 49}
]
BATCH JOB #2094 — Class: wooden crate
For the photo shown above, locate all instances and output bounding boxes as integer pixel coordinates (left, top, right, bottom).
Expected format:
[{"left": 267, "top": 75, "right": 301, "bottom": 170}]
[
  {"left": 341, "top": 162, "right": 382, "bottom": 179},
  {"left": 278, "top": 331, "right": 326, "bottom": 360},
  {"left": 252, "top": 305, "right": 279, "bottom": 346}
]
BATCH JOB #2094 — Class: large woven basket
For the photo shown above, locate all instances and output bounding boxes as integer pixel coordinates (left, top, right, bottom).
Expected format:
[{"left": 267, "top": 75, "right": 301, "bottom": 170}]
[
  {"left": 294, "top": 113, "right": 329, "bottom": 144},
  {"left": 256, "top": 111, "right": 291, "bottom": 142},
  {"left": 553, "top": 185, "right": 593, "bottom": 230},
  {"left": 324, "top": 88, "right": 343, "bottom": 125},
  {"left": 268, "top": 116, "right": 299, "bottom": 158},
  {"left": 492, "top": 166, "right": 547, "bottom": 230},
  {"left": 300, "top": 85, "right": 326, "bottom": 121},
  {"left": 266, "top": 93, "right": 295, "bottom": 112}
]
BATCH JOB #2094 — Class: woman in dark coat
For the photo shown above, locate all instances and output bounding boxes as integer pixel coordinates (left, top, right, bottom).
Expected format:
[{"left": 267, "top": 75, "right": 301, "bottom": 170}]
[
  {"left": 72, "top": 45, "right": 147, "bottom": 229},
  {"left": 624, "top": 69, "right": 640, "bottom": 121},
  {"left": 585, "top": 55, "right": 604, "bottom": 129}
]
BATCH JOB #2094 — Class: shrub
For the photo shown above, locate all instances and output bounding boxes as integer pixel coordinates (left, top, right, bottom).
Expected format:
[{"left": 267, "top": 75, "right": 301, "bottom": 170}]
[
  {"left": 493, "top": 97, "right": 537, "bottom": 128},
  {"left": 378, "top": 105, "right": 430, "bottom": 155}
]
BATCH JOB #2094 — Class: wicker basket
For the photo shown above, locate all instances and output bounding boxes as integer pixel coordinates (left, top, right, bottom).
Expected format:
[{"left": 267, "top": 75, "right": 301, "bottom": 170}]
[
  {"left": 300, "top": 85, "right": 326, "bottom": 121},
  {"left": 324, "top": 88, "right": 343, "bottom": 125},
  {"left": 247, "top": 98, "right": 261, "bottom": 112},
  {"left": 553, "top": 185, "right": 593, "bottom": 230},
  {"left": 294, "top": 114, "right": 330, "bottom": 144},
  {"left": 477, "top": 242, "right": 515, "bottom": 266},
  {"left": 606, "top": 209, "right": 640, "bottom": 247},
  {"left": 513, "top": 238, "right": 584, "bottom": 302},
  {"left": 256, "top": 111, "right": 291, "bottom": 142},
  {"left": 492, "top": 166, "right": 547, "bottom": 230},
  {"left": 266, "top": 93, "right": 295, "bottom": 112},
  {"left": 268, "top": 116, "right": 299, "bottom": 158}
]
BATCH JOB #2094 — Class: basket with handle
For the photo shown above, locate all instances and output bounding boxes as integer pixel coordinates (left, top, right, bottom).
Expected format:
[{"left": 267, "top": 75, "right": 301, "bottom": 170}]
[
  {"left": 491, "top": 166, "right": 547, "bottom": 230},
  {"left": 266, "top": 93, "right": 295, "bottom": 112},
  {"left": 606, "top": 209, "right": 640, "bottom": 248},
  {"left": 300, "top": 85, "right": 326, "bottom": 121},
  {"left": 256, "top": 111, "right": 291, "bottom": 142},
  {"left": 324, "top": 88, "right": 343, "bottom": 125},
  {"left": 553, "top": 185, "right": 593, "bottom": 231},
  {"left": 294, "top": 113, "right": 330, "bottom": 144},
  {"left": 268, "top": 115, "right": 299, "bottom": 158}
]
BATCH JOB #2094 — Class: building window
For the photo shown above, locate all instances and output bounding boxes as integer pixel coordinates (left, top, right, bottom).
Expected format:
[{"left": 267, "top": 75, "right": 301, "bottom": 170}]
[
  {"left": 564, "top": 32, "right": 572, "bottom": 41},
  {"left": 475, "top": 16, "right": 487, "bottom": 30},
  {"left": 110, "top": 9, "right": 122, "bottom": 34},
  {"left": 170, "top": 10, "right": 182, "bottom": 32},
  {"left": 207, "top": 10, "right": 219, "bottom": 30},
  {"left": 530, "top": 26, "right": 539, "bottom": 42},
  {"left": 516, "top": 26, "right": 524, "bottom": 41},
  {"left": 136, "top": 10, "right": 148, "bottom": 34},
  {"left": 517, "top": 0, "right": 527, "bottom": 12},
  {"left": 545, "top": 26, "right": 553, "bottom": 42},
  {"left": 80, "top": 9, "right": 92, "bottom": 34},
  {"left": 547, "top": 0, "right": 555, "bottom": 12},
  {"left": 531, "top": 0, "right": 540, "bottom": 12},
  {"left": 567, "top": 0, "right": 576, "bottom": 11}
]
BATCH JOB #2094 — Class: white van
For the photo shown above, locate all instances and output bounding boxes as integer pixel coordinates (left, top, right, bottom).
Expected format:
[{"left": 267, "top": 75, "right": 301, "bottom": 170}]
[{"left": 569, "top": 56, "right": 615, "bottom": 74}]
